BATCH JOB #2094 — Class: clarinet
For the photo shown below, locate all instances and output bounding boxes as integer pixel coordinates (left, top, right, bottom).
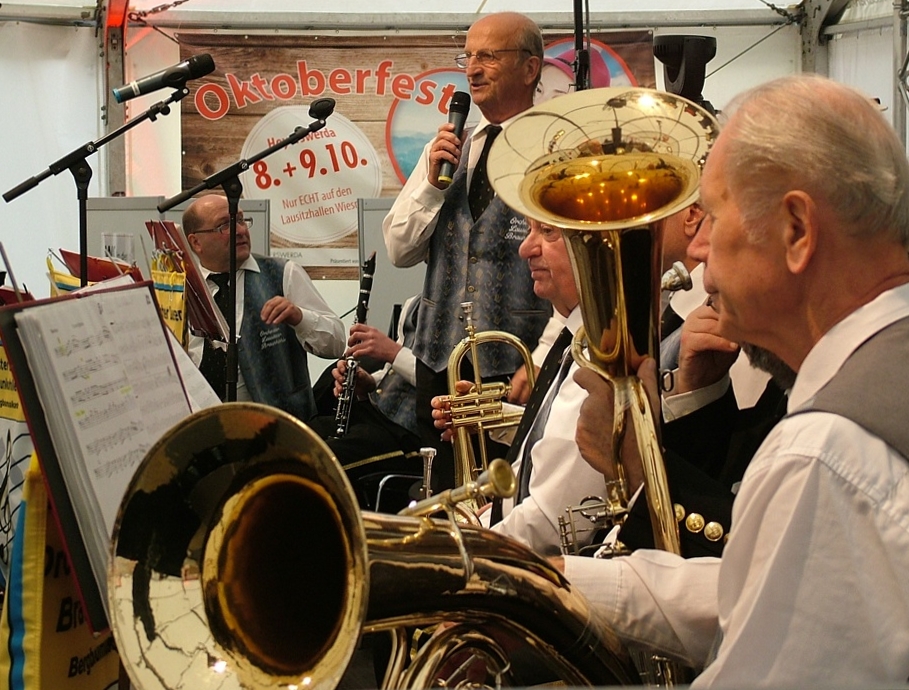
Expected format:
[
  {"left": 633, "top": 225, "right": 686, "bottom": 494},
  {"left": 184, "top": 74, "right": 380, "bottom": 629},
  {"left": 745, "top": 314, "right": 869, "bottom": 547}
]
[{"left": 334, "top": 251, "right": 376, "bottom": 437}]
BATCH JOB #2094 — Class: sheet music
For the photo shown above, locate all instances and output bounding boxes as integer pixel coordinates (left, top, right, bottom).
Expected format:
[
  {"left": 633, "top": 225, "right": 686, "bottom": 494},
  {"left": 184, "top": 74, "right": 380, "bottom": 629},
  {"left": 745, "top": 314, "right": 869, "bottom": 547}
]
[
  {"left": 15, "top": 285, "right": 191, "bottom": 595},
  {"left": 166, "top": 328, "right": 222, "bottom": 412}
]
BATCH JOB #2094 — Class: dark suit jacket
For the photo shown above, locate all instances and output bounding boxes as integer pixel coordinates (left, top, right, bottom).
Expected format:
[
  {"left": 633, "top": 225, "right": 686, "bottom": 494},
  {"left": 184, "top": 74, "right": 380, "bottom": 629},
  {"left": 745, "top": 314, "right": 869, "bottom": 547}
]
[{"left": 619, "top": 379, "right": 787, "bottom": 557}]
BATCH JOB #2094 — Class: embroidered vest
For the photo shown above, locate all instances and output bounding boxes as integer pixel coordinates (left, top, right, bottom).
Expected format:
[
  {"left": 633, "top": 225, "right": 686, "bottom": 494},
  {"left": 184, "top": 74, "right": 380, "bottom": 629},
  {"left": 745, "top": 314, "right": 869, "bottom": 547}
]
[
  {"left": 238, "top": 256, "right": 316, "bottom": 422},
  {"left": 412, "top": 130, "right": 550, "bottom": 375}
]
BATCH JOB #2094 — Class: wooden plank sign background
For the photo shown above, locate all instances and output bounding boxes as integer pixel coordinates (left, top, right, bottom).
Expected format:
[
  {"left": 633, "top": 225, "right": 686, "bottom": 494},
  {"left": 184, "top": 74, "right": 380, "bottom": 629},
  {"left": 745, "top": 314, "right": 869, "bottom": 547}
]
[{"left": 179, "top": 31, "right": 655, "bottom": 279}]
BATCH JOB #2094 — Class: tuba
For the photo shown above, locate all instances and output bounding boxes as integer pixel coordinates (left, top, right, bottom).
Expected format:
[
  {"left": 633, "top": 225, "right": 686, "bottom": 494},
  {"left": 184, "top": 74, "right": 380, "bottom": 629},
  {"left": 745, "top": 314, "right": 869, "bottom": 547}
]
[
  {"left": 445, "top": 301, "right": 536, "bottom": 495},
  {"left": 108, "top": 403, "right": 639, "bottom": 690},
  {"left": 487, "top": 87, "right": 719, "bottom": 555}
]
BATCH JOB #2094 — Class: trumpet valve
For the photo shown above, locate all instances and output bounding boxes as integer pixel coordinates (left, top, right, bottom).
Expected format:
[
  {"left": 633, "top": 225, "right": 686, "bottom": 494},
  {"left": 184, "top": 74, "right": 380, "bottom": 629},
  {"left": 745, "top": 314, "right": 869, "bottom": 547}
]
[{"left": 448, "top": 383, "right": 509, "bottom": 429}]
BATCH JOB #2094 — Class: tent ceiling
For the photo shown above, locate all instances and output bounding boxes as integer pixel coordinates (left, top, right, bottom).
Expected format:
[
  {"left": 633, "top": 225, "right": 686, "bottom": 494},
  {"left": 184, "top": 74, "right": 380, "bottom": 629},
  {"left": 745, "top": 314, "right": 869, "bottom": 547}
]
[{"left": 2, "top": 0, "right": 796, "bottom": 28}]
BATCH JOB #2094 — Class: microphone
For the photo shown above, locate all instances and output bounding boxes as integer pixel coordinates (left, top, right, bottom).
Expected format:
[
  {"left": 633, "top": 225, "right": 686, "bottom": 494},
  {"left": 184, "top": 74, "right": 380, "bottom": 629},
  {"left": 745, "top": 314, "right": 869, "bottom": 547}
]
[
  {"left": 438, "top": 90, "right": 471, "bottom": 187},
  {"left": 112, "top": 54, "right": 216, "bottom": 104}
]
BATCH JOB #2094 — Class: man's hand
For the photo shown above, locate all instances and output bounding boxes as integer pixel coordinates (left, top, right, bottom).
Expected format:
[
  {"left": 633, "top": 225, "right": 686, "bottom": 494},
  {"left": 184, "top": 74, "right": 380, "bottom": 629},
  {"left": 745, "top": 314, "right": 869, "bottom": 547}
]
[
  {"left": 572, "top": 358, "right": 660, "bottom": 492},
  {"left": 428, "top": 122, "right": 462, "bottom": 189},
  {"left": 261, "top": 296, "right": 303, "bottom": 326},
  {"left": 345, "top": 323, "right": 402, "bottom": 363},
  {"left": 431, "top": 380, "right": 472, "bottom": 442},
  {"left": 674, "top": 304, "right": 740, "bottom": 395},
  {"left": 507, "top": 363, "right": 538, "bottom": 404},
  {"left": 331, "top": 358, "right": 376, "bottom": 400}
]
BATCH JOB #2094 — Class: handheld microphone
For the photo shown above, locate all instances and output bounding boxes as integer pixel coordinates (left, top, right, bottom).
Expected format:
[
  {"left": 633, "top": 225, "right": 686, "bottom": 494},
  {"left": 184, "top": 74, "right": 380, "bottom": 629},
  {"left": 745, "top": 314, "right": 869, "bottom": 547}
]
[
  {"left": 112, "top": 54, "right": 216, "bottom": 104},
  {"left": 438, "top": 91, "right": 471, "bottom": 187}
]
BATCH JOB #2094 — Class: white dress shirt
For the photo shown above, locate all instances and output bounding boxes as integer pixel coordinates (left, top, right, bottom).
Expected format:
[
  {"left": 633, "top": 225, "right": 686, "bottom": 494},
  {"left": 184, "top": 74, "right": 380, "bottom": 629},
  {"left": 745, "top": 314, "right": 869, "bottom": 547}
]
[
  {"left": 371, "top": 294, "right": 418, "bottom": 388},
  {"left": 382, "top": 114, "right": 522, "bottom": 268},
  {"left": 565, "top": 283, "right": 909, "bottom": 687},
  {"left": 491, "top": 307, "right": 607, "bottom": 556},
  {"left": 188, "top": 255, "right": 345, "bottom": 400}
]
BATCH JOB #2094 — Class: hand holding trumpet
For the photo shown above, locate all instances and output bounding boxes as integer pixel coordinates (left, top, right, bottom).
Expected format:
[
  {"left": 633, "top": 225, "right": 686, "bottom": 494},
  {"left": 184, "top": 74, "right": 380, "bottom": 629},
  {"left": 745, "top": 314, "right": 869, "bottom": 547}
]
[{"left": 431, "top": 380, "right": 473, "bottom": 442}]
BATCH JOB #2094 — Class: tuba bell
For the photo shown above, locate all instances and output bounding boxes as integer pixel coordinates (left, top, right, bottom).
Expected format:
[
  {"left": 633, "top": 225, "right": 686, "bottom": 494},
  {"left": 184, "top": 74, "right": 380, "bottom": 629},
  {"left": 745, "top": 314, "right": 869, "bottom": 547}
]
[
  {"left": 487, "top": 87, "right": 719, "bottom": 555},
  {"left": 109, "top": 403, "right": 639, "bottom": 690}
]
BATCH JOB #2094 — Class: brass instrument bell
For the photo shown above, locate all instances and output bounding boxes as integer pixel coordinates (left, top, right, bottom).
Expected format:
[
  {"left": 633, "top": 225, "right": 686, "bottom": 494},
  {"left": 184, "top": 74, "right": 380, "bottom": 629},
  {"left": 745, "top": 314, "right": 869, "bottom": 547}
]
[{"left": 488, "top": 87, "right": 719, "bottom": 555}]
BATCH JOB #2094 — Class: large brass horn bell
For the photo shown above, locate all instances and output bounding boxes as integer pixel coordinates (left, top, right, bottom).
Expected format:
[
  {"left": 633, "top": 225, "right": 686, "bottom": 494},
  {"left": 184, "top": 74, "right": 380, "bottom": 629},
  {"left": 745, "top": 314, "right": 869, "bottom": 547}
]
[
  {"left": 488, "top": 87, "right": 719, "bottom": 554},
  {"left": 108, "top": 403, "right": 368, "bottom": 690},
  {"left": 110, "top": 404, "right": 640, "bottom": 690}
]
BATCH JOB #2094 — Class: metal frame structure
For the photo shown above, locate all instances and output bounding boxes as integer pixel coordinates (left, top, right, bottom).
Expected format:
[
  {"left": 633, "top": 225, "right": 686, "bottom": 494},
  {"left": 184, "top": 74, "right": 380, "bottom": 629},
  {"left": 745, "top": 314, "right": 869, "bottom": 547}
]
[{"left": 2, "top": 0, "right": 902, "bottom": 176}]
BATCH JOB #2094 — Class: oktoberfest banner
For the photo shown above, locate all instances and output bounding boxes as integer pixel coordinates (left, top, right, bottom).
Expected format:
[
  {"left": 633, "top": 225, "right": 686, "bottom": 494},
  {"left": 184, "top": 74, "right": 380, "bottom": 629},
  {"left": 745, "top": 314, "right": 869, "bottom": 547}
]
[{"left": 179, "top": 31, "right": 655, "bottom": 278}]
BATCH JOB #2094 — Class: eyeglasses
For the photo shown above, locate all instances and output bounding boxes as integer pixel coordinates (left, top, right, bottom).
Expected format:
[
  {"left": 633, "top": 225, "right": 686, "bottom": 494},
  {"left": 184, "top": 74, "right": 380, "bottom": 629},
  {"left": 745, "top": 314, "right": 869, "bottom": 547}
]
[
  {"left": 454, "top": 48, "right": 531, "bottom": 69},
  {"left": 190, "top": 216, "right": 254, "bottom": 235}
]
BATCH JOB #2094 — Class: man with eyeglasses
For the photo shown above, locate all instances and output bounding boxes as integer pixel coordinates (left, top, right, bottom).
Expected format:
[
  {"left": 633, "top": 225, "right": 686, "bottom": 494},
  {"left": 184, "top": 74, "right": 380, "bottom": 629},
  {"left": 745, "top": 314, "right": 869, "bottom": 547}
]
[
  {"left": 182, "top": 192, "right": 345, "bottom": 421},
  {"left": 383, "top": 12, "right": 551, "bottom": 492}
]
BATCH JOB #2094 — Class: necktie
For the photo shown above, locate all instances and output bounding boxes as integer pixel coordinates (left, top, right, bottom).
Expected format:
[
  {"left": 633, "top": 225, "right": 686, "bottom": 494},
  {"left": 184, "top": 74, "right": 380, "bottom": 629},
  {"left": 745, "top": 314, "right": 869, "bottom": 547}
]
[
  {"left": 660, "top": 303, "right": 684, "bottom": 339},
  {"left": 514, "top": 349, "right": 574, "bottom": 505},
  {"left": 659, "top": 303, "right": 685, "bottom": 371},
  {"left": 468, "top": 125, "right": 502, "bottom": 221},
  {"left": 490, "top": 326, "right": 572, "bottom": 525},
  {"left": 199, "top": 272, "right": 231, "bottom": 400}
]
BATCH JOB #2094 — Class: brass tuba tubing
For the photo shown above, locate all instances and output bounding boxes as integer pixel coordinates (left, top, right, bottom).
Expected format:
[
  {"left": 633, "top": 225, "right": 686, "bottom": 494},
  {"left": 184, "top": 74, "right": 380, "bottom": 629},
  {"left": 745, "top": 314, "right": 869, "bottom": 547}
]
[
  {"left": 361, "top": 513, "right": 639, "bottom": 686},
  {"left": 485, "top": 87, "right": 720, "bottom": 559},
  {"left": 109, "top": 403, "right": 639, "bottom": 690},
  {"left": 563, "top": 225, "right": 681, "bottom": 554}
]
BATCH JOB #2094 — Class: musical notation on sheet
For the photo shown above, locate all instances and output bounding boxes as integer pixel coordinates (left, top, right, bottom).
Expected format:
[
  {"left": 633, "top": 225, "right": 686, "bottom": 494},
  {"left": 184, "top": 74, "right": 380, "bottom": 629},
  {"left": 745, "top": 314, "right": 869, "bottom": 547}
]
[{"left": 15, "top": 287, "right": 191, "bottom": 538}]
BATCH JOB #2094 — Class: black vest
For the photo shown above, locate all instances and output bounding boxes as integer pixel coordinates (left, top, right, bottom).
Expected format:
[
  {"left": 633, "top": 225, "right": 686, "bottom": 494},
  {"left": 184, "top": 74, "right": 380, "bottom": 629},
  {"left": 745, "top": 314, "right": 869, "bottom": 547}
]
[{"left": 371, "top": 299, "right": 420, "bottom": 436}]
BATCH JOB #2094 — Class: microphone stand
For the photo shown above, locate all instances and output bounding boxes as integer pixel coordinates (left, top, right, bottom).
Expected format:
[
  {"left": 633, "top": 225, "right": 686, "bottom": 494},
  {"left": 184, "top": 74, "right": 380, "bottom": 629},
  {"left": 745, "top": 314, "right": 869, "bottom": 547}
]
[
  {"left": 3, "top": 87, "right": 190, "bottom": 286},
  {"left": 159, "top": 98, "right": 336, "bottom": 403},
  {"left": 573, "top": 0, "right": 590, "bottom": 92}
]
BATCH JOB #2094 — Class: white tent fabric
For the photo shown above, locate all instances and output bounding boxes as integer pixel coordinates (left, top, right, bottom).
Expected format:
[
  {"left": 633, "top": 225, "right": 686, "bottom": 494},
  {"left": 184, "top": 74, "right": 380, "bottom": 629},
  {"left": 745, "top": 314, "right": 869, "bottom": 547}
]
[
  {"left": 829, "top": 25, "right": 894, "bottom": 111},
  {"left": 0, "top": 23, "right": 103, "bottom": 297}
]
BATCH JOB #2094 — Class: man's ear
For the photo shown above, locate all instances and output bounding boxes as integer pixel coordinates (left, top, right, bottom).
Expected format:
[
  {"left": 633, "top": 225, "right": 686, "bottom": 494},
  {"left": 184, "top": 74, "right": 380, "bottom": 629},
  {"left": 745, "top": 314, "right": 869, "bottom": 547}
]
[
  {"left": 185, "top": 232, "right": 202, "bottom": 255},
  {"left": 685, "top": 204, "right": 705, "bottom": 239},
  {"left": 525, "top": 56, "right": 542, "bottom": 87},
  {"left": 782, "top": 191, "right": 816, "bottom": 274}
]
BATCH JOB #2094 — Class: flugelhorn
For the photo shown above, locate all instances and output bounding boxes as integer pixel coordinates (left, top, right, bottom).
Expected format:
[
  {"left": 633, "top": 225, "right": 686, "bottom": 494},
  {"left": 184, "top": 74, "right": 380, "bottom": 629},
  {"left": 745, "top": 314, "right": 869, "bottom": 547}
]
[
  {"left": 446, "top": 301, "right": 536, "bottom": 492},
  {"left": 488, "top": 87, "right": 719, "bottom": 555},
  {"left": 109, "top": 403, "right": 639, "bottom": 690}
]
